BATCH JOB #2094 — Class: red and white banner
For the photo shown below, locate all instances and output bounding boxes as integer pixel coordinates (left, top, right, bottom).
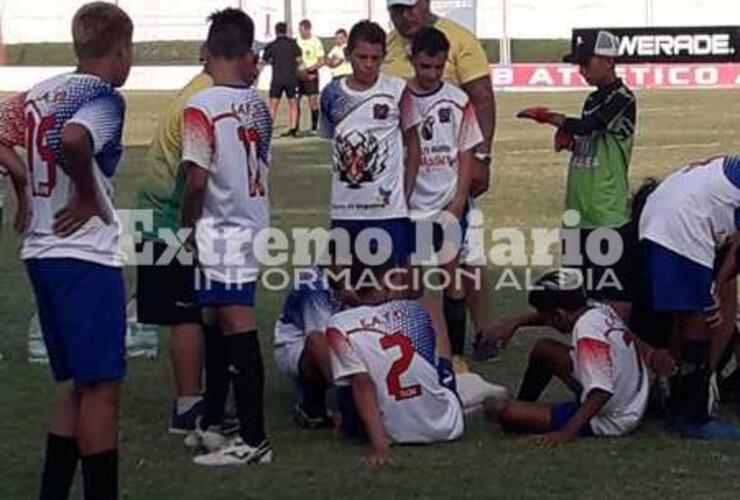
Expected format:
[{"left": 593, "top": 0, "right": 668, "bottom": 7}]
[{"left": 492, "top": 63, "right": 740, "bottom": 91}]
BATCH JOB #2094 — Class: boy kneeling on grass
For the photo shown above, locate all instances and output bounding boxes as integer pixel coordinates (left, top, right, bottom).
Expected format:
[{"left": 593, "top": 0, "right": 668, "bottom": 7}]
[{"left": 488, "top": 268, "right": 665, "bottom": 445}]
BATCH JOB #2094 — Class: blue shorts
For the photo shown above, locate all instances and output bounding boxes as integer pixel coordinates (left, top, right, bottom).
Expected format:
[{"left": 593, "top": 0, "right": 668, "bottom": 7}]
[
  {"left": 642, "top": 240, "right": 714, "bottom": 311},
  {"left": 550, "top": 401, "right": 594, "bottom": 436},
  {"left": 330, "top": 217, "right": 413, "bottom": 266},
  {"left": 197, "top": 277, "right": 257, "bottom": 307},
  {"left": 25, "top": 258, "right": 127, "bottom": 385}
]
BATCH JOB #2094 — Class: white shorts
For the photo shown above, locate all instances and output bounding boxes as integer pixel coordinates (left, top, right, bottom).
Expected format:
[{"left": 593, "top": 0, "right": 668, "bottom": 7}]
[{"left": 274, "top": 340, "right": 305, "bottom": 379}]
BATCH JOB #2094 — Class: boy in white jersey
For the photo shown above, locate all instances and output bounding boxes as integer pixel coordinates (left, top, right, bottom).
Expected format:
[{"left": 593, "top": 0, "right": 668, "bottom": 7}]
[
  {"left": 491, "top": 269, "right": 653, "bottom": 444},
  {"left": 406, "top": 27, "right": 488, "bottom": 372},
  {"left": 326, "top": 262, "right": 464, "bottom": 464},
  {"left": 639, "top": 155, "right": 740, "bottom": 440},
  {"left": 320, "top": 20, "right": 421, "bottom": 273},
  {"left": 180, "top": 9, "right": 273, "bottom": 466},
  {"left": 1, "top": 4, "right": 133, "bottom": 499}
]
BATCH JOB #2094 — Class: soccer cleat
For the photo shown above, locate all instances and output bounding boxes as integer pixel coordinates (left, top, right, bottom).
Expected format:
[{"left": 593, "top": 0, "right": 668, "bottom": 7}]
[
  {"left": 168, "top": 398, "right": 205, "bottom": 435},
  {"left": 667, "top": 417, "right": 740, "bottom": 441},
  {"left": 456, "top": 372, "right": 509, "bottom": 415},
  {"left": 193, "top": 438, "right": 274, "bottom": 466},
  {"left": 452, "top": 355, "right": 470, "bottom": 374},
  {"left": 292, "top": 403, "right": 334, "bottom": 430},
  {"left": 184, "top": 417, "right": 229, "bottom": 451}
]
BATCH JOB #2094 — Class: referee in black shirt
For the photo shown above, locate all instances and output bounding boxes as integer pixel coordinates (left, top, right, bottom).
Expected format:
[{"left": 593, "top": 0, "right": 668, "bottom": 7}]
[{"left": 264, "top": 22, "right": 302, "bottom": 137}]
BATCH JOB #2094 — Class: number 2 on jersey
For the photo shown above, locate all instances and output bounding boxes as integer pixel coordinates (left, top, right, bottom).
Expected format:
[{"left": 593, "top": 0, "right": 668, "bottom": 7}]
[
  {"left": 380, "top": 332, "right": 422, "bottom": 401},
  {"left": 26, "top": 111, "right": 56, "bottom": 197}
]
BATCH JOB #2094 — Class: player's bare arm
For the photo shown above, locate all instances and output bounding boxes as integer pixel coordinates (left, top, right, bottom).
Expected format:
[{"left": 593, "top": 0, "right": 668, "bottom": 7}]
[
  {"left": 0, "top": 143, "right": 31, "bottom": 232},
  {"left": 403, "top": 126, "right": 421, "bottom": 203},
  {"left": 535, "top": 389, "right": 611, "bottom": 446},
  {"left": 448, "top": 149, "right": 474, "bottom": 218},
  {"left": 180, "top": 161, "right": 209, "bottom": 231},
  {"left": 351, "top": 372, "right": 392, "bottom": 465},
  {"left": 53, "top": 124, "right": 108, "bottom": 236},
  {"left": 461, "top": 76, "right": 495, "bottom": 155}
]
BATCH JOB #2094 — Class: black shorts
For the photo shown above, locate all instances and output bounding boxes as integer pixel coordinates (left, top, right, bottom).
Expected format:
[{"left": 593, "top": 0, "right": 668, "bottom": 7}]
[
  {"left": 562, "top": 223, "right": 637, "bottom": 303},
  {"left": 270, "top": 79, "right": 298, "bottom": 99},
  {"left": 136, "top": 240, "right": 201, "bottom": 325},
  {"left": 299, "top": 72, "right": 319, "bottom": 96}
]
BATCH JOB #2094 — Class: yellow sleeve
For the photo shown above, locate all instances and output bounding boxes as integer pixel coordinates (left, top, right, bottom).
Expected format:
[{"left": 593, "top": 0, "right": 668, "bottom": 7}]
[
  {"left": 440, "top": 20, "right": 490, "bottom": 85},
  {"left": 315, "top": 38, "right": 326, "bottom": 58}
]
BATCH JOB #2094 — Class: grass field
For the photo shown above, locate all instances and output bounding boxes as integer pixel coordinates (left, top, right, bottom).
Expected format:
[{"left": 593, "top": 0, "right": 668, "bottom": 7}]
[{"left": 1, "top": 87, "right": 740, "bottom": 499}]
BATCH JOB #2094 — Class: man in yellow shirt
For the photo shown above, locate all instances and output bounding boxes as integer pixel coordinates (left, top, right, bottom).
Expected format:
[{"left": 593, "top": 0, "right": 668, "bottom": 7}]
[
  {"left": 326, "top": 28, "right": 352, "bottom": 80},
  {"left": 296, "top": 19, "right": 325, "bottom": 134},
  {"left": 383, "top": 0, "right": 497, "bottom": 371}
]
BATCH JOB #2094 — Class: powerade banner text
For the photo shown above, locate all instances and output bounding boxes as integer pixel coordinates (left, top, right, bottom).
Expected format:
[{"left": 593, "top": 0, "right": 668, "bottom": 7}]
[{"left": 572, "top": 26, "right": 739, "bottom": 63}]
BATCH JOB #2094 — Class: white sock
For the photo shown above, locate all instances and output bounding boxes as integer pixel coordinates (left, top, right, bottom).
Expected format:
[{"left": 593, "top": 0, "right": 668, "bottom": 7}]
[{"left": 177, "top": 395, "right": 203, "bottom": 415}]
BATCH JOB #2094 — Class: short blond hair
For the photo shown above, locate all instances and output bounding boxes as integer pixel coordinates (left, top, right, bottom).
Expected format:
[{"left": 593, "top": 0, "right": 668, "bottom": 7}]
[{"left": 72, "top": 2, "right": 133, "bottom": 60}]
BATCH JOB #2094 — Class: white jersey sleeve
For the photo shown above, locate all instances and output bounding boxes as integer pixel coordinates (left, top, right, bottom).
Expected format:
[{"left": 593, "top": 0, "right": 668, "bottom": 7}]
[
  {"left": 399, "top": 85, "right": 422, "bottom": 132},
  {"left": 182, "top": 105, "right": 214, "bottom": 171},
  {"left": 572, "top": 315, "right": 615, "bottom": 396},
  {"left": 326, "top": 320, "right": 368, "bottom": 386},
  {"left": 67, "top": 96, "right": 126, "bottom": 154}
]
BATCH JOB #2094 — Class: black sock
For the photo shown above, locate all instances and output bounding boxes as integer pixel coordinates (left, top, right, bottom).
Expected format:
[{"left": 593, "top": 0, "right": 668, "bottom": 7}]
[
  {"left": 39, "top": 434, "right": 79, "bottom": 500},
  {"left": 299, "top": 376, "right": 328, "bottom": 417},
  {"left": 671, "top": 340, "right": 712, "bottom": 419},
  {"left": 81, "top": 450, "right": 117, "bottom": 500},
  {"left": 226, "top": 332, "right": 266, "bottom": 446},
  {"left": 517, "top": 352, "right": 554, "bottom": 402},
  {"left": 203, "top": 325, "right": 229, "bottom": 428},
  {"left": 311, "top": 109, "right": 319, "bottom": 130},
  {"left": 444, "top": 296, "right": 467, "bottom": 356}
]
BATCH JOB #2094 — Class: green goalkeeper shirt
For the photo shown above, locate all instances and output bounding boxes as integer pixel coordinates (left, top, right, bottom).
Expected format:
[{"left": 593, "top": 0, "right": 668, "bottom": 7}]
[{"left": 563, "top": 78, "right": 636, "bottom": 229}]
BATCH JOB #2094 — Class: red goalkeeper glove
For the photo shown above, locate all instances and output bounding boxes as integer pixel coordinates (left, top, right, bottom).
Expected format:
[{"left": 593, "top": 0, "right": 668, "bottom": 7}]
[
  {"left": 516, "top": 106, "right": 558, "bottom": 125},
  {"left": 554, "top": 127, "right": 574, "bottom": 152}
]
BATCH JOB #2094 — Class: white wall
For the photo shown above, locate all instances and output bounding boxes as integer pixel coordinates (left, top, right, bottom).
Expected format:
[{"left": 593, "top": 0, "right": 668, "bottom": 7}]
[{"left": 0, "top": 0, "right": 737, "bottom": 44}]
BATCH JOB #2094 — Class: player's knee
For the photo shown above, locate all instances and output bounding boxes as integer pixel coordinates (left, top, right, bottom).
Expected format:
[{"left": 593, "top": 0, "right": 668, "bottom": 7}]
[
  {"left": 496, "top": 401, "right": 518, "bottom": 430},
  {"left": 530, "top": 337, "right": 560, "bottom": 361}
]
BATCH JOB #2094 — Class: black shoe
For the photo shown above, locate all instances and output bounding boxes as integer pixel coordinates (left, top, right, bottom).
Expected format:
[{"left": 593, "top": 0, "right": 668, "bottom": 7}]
[
  {"left": 292, "top": 403, "right": 333, "bottom": 430},
  {"left": 280, "top": 129, "right": 298, "bottom": 138}
]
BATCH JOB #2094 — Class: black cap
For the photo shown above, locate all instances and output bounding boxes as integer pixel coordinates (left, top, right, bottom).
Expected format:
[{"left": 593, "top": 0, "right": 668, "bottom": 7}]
[{"left": 563, "top": 30, "right": 619, "bottom": 64}]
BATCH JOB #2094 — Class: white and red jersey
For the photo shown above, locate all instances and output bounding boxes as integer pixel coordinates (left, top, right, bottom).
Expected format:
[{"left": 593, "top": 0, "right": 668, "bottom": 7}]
[
  {"left": 182, "top": 85, "right": 272, "bottom": 285},
  {"left": 640, "top": 155, "right": 740, "bottom": 268},
  {"left": 409, "top": 82, "right": 483, "bottom": 218},
  {"left": 18, "top": 74, "right": 126, "bottom": 266},
  {"left": 326, "top": 300, "right": 464, "bottom": 444},
  {"left": 320, "top": 74, "right": 421, "bottom": 220},
  {"left": 571, "top": 303, "right": 649, "bottom": 436}
]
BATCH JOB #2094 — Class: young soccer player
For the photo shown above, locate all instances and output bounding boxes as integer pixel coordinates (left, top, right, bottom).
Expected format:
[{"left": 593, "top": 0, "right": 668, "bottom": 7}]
[
  {"left": 273, "top": 266, "right": 342, "bottom": 428},
  {"left": 320, "top": 20, "right": 421, "bottom": 280},
  {"left": 405, "top": 27, "right": 486, "bottom": 373},
  {"left": 516, "top": 30, "right": 636, "bottom": 316},
  {"left": 0, "top": 91, "right": 31, "bottom": 233},
  {"left": 490, "top": 269, "right": 652, "bottom": 444},
  {"left": 639, "top": 154, "right": 740, "bottom": 439},
  {"left": 4, "top": 3, "right": 132, "bottom": 498},
  {"left": 326, "top": 262, "right": 465, "bottom": 465},
  {"left": 180, "top": 8, "right": 273, "bottom": 466}
]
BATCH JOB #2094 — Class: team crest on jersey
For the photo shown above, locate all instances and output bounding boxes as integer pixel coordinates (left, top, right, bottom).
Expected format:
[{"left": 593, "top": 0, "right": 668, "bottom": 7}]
[
  {"left": 373, "top": 104, "right": 390, "bottom": 120},
  {"left": 334, "top": 131, "right": 388, "bottom": 188},
  {"left": 438, "top": 107, "right": 451, "bottom": 123},
  {"left": 421, "top": 115, "right": 435, "bottom": 141}
]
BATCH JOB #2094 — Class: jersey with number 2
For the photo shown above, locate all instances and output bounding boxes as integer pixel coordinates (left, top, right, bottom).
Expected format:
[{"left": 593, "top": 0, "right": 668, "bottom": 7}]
[{"left": 327, "top": 300, "right": 463, "bottom": 444}]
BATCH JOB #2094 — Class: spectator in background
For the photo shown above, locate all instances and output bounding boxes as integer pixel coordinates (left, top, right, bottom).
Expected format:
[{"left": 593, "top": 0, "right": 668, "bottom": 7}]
[
  {"left": 297, "top": 19, "right": 325, "bottom": 135},
  {"left": 383, "top": 0, "right": 496, "bottom": 371},
  {"left": 326, "top": 28, "right": 352, "bottom": 80},
  {"left": 263, "top": 21, "right": 302, "bottom": 137}
]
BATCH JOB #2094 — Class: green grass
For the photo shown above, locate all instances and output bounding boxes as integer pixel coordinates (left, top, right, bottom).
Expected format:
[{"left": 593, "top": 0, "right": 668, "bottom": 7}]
[{"left": 1, "top": 89, "right": 740, "bottom": 499}]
